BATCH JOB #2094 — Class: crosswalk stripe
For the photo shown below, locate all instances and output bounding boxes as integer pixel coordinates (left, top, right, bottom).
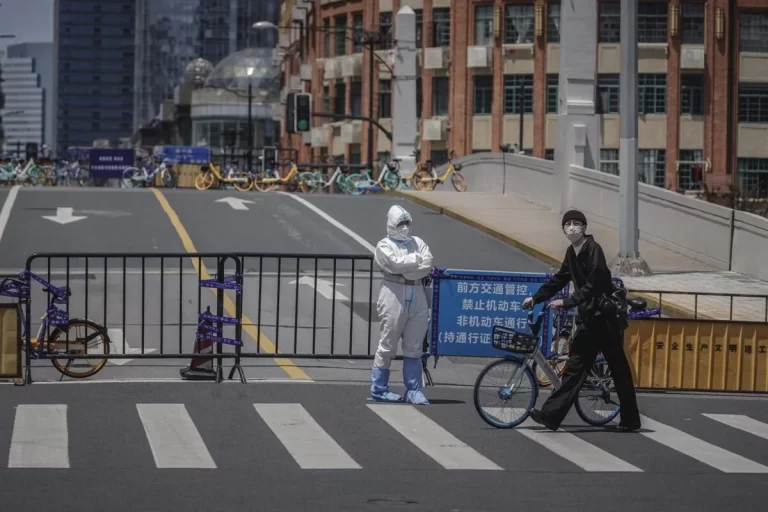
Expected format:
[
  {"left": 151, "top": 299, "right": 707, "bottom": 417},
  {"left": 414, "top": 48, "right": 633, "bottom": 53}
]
[
  {"left": 516, "top": 418, "right": 643, "bottom": 472},
  {"left": 702, "top": 414, "right": 768, "bottom": 441},
  {"left": 136, "top": 404, "right": 217, "bottom": 469},
  {"left": 367, "top": 404, "right": 503, "bottom": 470},
  {"left": 9, "top": 404, "right": 69, "bottom": 468},
  {"left": 254, "top": 403, "right": 361, "bottom": 469},
  {"left": 639, "top": 415, "right": 768, "bottom": 473}
]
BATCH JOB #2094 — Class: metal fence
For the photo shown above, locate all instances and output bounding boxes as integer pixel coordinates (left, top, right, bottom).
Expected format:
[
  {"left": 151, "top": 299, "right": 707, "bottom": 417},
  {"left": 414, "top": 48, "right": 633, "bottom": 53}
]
[
  {"left": 628, "top": 289, "right": 768, "bottom": 323},
  {"left": 7, "top": 252, "right": 377, "bottom": 384}
]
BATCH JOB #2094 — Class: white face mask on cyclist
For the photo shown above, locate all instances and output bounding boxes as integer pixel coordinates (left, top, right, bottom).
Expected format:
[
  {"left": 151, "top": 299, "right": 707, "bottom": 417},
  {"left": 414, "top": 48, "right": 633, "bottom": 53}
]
[{"left": 564, "top": 224, "right": 584, "bottom": 244}]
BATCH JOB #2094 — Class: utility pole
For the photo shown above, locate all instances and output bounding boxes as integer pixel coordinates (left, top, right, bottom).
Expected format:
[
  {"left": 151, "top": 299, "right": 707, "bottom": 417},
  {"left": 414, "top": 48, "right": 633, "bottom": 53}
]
[{"left": 610, "top": 0, "right": 652, "bottom": 276}]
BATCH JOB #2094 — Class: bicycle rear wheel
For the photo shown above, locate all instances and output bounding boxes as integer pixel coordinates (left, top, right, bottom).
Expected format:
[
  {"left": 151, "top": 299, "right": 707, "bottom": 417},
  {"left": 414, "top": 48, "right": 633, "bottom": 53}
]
[
  {"left": 48, "top": 318, "right": 110, "bottom": 379},
  {"left": 574, "top": 357, "right": 620, "bottom": 426},
  {"left": 473, "top": 358, "right": 537, "bottom": 428}
]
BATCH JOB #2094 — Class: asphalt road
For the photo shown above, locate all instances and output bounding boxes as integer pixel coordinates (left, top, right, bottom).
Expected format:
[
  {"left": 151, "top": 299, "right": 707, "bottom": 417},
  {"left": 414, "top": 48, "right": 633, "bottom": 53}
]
[
  {"left": 0, "top": 186, "right": 551, "bottom": 383},
  {"left": 0, "top": 382, "right": 766, "bottom": 512}
]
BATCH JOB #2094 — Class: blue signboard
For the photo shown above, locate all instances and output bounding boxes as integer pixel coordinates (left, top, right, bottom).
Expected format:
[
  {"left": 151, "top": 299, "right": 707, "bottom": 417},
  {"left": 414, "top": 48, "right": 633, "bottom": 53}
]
[
  {"left": 154, "top": 146, "right": 210, "bottom": 165},
  {"left": 89, "top": 149, "right": 134, "bottom": 179},
  {"left": 428, "top": 269, "right": 570, "bottom": 358}
]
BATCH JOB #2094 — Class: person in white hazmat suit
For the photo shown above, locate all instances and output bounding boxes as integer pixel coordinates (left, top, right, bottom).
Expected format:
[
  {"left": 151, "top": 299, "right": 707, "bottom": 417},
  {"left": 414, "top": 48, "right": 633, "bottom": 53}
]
[{"left": 370, "top": 205, "right": 434, "bottom": 405}]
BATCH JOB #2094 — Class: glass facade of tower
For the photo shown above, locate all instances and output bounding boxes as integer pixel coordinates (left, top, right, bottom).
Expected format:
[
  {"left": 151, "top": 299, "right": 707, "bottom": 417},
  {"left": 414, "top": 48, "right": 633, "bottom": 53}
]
[
  {"left": 56, "top": 0, "right": 136, "bottom": 153},
  {"left": 134, "top": 0, "right": 279, "bottom": 130}
]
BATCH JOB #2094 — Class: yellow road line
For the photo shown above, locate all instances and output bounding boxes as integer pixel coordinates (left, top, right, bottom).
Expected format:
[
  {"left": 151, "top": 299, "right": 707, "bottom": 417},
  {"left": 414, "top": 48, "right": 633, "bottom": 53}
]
[{"left": 151, "top": 189, "right": 310, "bottom": 380}]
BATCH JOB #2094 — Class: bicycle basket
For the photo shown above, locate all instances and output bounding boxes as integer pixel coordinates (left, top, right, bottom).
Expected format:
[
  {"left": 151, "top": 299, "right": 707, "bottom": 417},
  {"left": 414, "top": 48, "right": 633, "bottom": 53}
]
[{"left": 491, "top": 325, "right": 538, "bottom": 355}]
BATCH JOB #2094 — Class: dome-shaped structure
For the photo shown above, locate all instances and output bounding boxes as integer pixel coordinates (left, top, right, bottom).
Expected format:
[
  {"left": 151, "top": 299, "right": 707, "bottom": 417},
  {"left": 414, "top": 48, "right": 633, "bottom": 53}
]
[
  {"left": 184, "top": 58, "right": 214, "bottom": 87},
  {"left": 204, "top": 47, "right": 279, "bottom": 95}
]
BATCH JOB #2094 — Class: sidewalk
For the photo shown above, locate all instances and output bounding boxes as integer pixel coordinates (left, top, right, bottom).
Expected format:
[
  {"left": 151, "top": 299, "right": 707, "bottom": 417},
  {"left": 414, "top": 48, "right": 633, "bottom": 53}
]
[{"left": 391, "top": 191, "right": 768, "bottom": 322}]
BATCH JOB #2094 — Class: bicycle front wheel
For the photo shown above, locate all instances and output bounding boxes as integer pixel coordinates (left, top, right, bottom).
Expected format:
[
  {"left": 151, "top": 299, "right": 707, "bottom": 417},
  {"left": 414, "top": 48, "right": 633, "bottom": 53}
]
[
  {"left": 49, "top": 318, "right": 110, "bottom": 379},
  {"left": 473, "top": 358, "right": 537, "bottom": 428},
  {"left": 574, "top": 358, "right": 621, "bottom": 426}
]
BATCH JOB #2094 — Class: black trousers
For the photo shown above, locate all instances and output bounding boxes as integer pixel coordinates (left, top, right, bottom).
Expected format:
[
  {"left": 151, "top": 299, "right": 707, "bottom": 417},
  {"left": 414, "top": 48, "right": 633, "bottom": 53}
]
[{"left": 539, "top": 319, "right": 641, "bottom": 429}]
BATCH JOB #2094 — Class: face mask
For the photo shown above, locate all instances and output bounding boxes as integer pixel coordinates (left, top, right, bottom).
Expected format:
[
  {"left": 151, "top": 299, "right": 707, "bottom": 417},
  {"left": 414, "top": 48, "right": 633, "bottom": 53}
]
[
  {"left": 564, "top": 225, "right": 584, "bottom": 244},
  {"left": 391, "top": 225, "right": 411, "bottom": 240}
]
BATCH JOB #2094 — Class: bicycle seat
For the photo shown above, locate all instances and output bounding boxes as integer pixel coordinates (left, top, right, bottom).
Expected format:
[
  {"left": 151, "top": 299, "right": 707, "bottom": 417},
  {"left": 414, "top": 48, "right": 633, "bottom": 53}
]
[
  {"left": 454, "top": 163, "right": 463, "bottom": 171},
  {"left": 200, "top": 165, "right": 210, "bottom": 171},
  {"left": 391, "top": 158, "right": 401, "bottom": 162},
  {"left": 627, "top": 297, "right": 647, "bottom": 311}
]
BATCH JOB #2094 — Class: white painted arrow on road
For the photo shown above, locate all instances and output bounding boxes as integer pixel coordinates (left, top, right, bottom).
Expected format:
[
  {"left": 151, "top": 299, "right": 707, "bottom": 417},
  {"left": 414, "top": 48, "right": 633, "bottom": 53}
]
[
  {"left": 216, "top": 197, "right": 255, "bottom": 211},
  {"left": 107, "top": 328, "right": 157, "bottom": 365},
  {"left": 42, "top": 207, "right": 87, "bottom": 225},
  {"left": 289, "top": 276, "right": 349, "bottom": 301}
]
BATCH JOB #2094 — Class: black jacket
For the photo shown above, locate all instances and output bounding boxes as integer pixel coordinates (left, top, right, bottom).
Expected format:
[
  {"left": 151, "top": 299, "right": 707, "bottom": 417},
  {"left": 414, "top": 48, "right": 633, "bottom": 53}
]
[{"left": 532, "top": 235, "right": 614, "bottom": 322}]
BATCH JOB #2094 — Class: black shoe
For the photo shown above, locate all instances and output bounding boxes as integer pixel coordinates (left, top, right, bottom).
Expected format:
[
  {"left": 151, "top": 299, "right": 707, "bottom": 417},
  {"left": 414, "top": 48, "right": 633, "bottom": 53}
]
[
  {"left": 609, "top": 423, "right": 640, "bottom": 433},
  {"left": 529, "top": 409, "right": 558, "bottom": 431}
]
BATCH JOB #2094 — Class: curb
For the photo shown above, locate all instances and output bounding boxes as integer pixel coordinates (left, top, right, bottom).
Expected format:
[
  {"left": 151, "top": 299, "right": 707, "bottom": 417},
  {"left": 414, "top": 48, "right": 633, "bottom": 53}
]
[{"left": 388, "top": 190, "right": 709, "bottom": 321}]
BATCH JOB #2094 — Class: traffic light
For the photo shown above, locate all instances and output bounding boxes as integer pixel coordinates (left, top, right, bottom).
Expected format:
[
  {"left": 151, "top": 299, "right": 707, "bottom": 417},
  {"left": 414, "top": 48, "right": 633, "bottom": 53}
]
[{"left": 293, "top": 92, "right": 311, "bottom": 133}]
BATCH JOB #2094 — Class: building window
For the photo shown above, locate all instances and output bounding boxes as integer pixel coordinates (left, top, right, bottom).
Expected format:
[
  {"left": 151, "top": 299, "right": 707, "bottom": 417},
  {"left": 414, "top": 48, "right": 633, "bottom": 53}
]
[
  {"left": 334, "top": 14, "right": 347, "bottom": 56},
  {"left": 598, "top": 2, "right": 620, "bottom": 43},
  {"left": 322, "top": 86, "right": 330, "bottom": 113},
  {"left": 737, "top": 158, "right": 768, "bottom": 194},
  {"left": 680, "top": 74, "right": 704, "bottom": 116},
  {"left": 430, "top": 149, "right": 449, "bottom": 166},
  {"left": 432, "top": 76, "right": 450, "bottom": 116},
  {"left": 414, "top": 9, "right": 423, "bottom": 47},
  {"left": 639, "top": 74, "right": 667, "bottom": 114},
  {"left": 547, "top": 2, "right": 561, "bottom": 43},
  {"left": 379, "top": 80, "right": 391, "bottom": 118},
  {"left": 681, "top": 3, "right": 705, "bottom": 45},
  {"left": 600, "top": 149, "right": 619, "bottom": 175},
  {"left": 334, "top": 83, "right": 346, "bottom": 115},
  {"left": 475, "top": 4, "right": 494, "bottom": 45},
  {"left": 545, "top": 149, "right": 555, "bottom": 161},
  {"left": 546, "top": 75, "right": 559, "bottom": 114},
  {"left": 738, "top": 84, "right": 768, "bottom": 123},
  {"left": 638, "top": 2, "right": 668, "bottom": 44},
  {"left": 473, "top": 75, "right": 493, "bottom": 114},
  {"left": 639, "top": 149, "right": 666, "bottom": 187},
  {"left": 352, "top": 14, "right": 363, "bottom": 53},
  {"left": 350, "top": 81, "right": 362, "bottom": 117},
  {"left": 503, "top": 75, "right": 534, "bottom": 114},
  {"left": 597, "top": 74, "right": 620, "bottom": 114},
  {"left": 740, "top": 12, "right": 768, "bottom": 53},
  {"left": 678, "top": 149, "right": 704, "bottom": 191},
  {"left": 433, "top": 8, "right": 451, "bottom": 47},
  {"left": 504, "top": 4, "right": 535, "bottom": 44},
  {"left": 380, "top": 12, "right": 392, "bottom": 48}
]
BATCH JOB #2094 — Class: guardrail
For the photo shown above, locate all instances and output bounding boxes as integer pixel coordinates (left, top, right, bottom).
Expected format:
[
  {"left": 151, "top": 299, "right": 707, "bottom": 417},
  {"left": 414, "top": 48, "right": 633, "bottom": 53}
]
[
  {"left": 626, "top": 289, "right": 768, "bottom": 322},
  {"left": 4, "top": 251, "right": 377, "bottom": 384}
]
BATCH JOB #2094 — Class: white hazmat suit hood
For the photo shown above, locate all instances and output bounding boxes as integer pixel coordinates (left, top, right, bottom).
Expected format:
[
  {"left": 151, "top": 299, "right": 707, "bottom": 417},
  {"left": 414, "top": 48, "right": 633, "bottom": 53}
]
[{"left": 369, "top": 205, "right": 434, "bottom": 405}]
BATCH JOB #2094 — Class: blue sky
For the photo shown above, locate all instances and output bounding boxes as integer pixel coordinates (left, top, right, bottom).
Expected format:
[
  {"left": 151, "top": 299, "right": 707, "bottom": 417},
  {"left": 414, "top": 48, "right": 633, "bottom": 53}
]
[{"left": 0, "top": 0, "right": 55, "bottom": 54}]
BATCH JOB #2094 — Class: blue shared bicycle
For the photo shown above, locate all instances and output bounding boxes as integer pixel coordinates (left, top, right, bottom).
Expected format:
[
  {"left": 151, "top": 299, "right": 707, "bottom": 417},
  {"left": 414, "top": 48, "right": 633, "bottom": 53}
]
[{"left": 473, "top": 294, "right": 660, "bottom": 429}]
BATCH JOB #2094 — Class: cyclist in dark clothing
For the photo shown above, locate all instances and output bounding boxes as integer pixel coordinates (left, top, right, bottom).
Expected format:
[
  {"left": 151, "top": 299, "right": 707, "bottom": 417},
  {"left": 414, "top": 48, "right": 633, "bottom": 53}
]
[{"left": 522, "top": 209, "right": 641, "bottom": 432}]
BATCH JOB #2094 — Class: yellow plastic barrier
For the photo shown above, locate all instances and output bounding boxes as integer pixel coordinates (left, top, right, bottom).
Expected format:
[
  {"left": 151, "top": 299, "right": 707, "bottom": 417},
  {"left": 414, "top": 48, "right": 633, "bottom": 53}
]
[
  {"left": 624, "top": 319, "right": 768, "bottom": 393},
  {"left": 0, "top": 304, "right": 21, "bottom": 378},
  {"left": 152, "top": 164, "right": 201, "bottom": 188}
]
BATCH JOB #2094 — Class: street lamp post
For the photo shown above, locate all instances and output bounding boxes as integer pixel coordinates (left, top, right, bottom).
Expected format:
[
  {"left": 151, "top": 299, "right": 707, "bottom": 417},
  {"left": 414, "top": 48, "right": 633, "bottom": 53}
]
[{"left": 246, "top": 66, "right": 254, "bottom": 171}]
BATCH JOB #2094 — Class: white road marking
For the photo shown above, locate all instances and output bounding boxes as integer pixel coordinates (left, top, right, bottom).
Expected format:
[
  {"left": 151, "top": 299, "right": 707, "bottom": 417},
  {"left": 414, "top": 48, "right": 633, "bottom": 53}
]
[
  {"left": 516, "top": 419, "right": 642, "bottom": 472},
  {"left": 702, "top": 413, "right": 768, "bottom": 441},
  {"left": 254, "top": 403, "right": 361, "bottom": 469},
  {"left": 9, "top": 404, "right": 69, "bottom": 468},
  {"left": 136, "top": 403, "right": 217, "bottom": 468},
  {"left": 367, "top": 404, "right": 502, "bottom": 470},
  {"left": 0, "top": 185, "right": 20, "bottom": 246},
  {"left": 107, "top": 328, "right": 157, "bottom": 365},
  {"left": 640, "top": 415, "right": 768, "bottom": 473},
  {"left": 276, "top": 192, "right": 376, "bottom": 254}
]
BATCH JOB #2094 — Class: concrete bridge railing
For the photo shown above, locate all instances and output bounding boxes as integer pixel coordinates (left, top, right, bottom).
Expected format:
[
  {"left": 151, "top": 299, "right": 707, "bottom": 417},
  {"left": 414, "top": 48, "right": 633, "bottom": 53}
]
[{"left": 433, "top": 152, "right": 768, "bottom": 280}]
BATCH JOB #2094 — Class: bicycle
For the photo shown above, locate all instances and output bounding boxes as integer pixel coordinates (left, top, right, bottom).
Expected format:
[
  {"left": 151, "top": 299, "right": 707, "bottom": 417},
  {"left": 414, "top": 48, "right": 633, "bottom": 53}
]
[
  {"left": 194, "top": 161, "right": 253, "bottom": 192},
  {"left": 0, "top": 270, "right": 111, "bottom": 383},
  {"left": 413, "top": 150, "right": 468, "bottom": 192},
  {"left": 122, "top": 158, "right": 176, "bottom": 189},
  {"left": 473, "top": 303, "right": 618, "bottom": 428}
]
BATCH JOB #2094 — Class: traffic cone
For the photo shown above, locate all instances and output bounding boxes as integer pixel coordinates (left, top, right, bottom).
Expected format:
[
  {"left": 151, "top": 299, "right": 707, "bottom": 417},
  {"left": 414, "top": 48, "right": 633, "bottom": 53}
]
[{"left": 180, "top": 307, "right": 218, "bottom": 380}]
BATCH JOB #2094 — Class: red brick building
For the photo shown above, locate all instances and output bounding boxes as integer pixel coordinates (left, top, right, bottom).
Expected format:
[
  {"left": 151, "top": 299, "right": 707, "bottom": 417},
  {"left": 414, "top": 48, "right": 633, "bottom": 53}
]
[{"left": 278, "top": 1, "right": 768, "bottom": 192}]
